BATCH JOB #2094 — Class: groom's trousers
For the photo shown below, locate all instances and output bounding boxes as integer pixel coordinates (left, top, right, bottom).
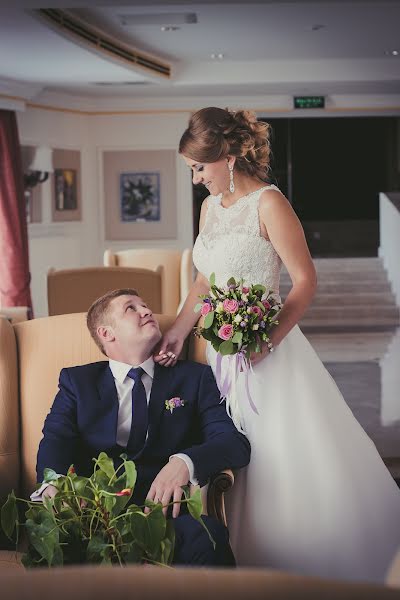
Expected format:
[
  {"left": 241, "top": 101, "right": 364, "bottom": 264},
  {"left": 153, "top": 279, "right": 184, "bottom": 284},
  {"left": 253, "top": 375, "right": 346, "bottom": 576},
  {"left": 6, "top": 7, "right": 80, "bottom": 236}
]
[{"left": 172, "top": 514, "right": 236, "bottom": 567}]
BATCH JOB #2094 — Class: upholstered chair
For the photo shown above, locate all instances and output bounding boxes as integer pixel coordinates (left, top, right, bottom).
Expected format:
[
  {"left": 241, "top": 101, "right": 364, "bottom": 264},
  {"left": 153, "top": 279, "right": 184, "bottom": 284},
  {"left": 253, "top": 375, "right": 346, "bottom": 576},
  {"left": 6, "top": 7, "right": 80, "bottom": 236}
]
[
  {"left": 104, "top": 248, "right": 193, "bottom": 314},
  {"left": 47, "top": 266, "right": 162, "bottom": 316}
]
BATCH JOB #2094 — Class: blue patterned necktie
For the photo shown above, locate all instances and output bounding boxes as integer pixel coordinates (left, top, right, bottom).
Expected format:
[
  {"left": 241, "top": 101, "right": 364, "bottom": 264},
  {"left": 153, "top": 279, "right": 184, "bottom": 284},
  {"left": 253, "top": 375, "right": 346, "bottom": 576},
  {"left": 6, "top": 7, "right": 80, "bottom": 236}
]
[{"left": 126, "top": 367, "right": 148, "bottom": 457}]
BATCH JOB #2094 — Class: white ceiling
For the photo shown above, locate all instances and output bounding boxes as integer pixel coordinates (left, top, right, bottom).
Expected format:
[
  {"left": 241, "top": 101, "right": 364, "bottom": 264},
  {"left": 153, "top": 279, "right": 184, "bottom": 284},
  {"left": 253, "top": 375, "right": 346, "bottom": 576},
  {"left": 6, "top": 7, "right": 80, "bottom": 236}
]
[{"left": 0, "top": 0, "right": 399, "bottom": 101}]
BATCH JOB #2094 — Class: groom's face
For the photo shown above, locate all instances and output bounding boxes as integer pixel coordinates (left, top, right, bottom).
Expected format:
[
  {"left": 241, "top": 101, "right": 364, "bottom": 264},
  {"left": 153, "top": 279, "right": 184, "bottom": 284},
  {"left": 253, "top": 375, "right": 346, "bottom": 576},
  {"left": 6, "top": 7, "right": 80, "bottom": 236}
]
[{"left": 107, "top": 294, "right": 161, "bottom": 352}]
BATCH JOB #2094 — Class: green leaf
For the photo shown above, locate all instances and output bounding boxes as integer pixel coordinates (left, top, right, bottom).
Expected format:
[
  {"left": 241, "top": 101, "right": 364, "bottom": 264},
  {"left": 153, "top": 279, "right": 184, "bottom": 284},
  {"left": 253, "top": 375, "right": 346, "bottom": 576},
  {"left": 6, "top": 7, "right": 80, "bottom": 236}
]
[
  {"left": 219, "top": 340, "right": 234, "bottom": 355},
  {"left": 130, "top": 505, "right": 166, "bottom": 557},
  {"left": 185, "top": 488, "right": 202, "bottom": 521},
  {"left": 231, "top": 331, "right": 243, "bottom": 345},
  {"left": 194, "top": 303, "right": 203, "bottom": 313},
  {"left": 209, "top": 272, "right": 216, "bottom": 286},
  {"left": 252, "top": 284, "right": 266, "bottom": 294},
  {"left": 96, "top": 452, "right": 116, "bottom": 480},
  {"left": 1, "top": 491, "right": 18, "bottom": 540},
  {"left": 203, "top": 311, "right": 214, "bottom": 329},
  {"left": 86, "top": 534, "right": 109, "bottom": 563},
  {"left": 25, "top": 511, "right": 60, "bottom": 566},
  {"left": 226, "top": 277, "right": 237, "bottom": 287},
  {"left": 43, "top": 468, "right": 59, "bottom": 484},
  {"left": 123, "top": 460, "right": 137, "bottom": 490}
]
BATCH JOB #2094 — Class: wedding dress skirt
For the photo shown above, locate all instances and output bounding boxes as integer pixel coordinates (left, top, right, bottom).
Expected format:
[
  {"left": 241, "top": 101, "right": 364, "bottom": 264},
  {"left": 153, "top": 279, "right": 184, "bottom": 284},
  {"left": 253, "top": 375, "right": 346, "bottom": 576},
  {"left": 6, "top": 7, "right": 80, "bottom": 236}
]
[
  {"left": 207, "top": 326, "right": 400, "bottom": 583},
  {"left": 193, "top": 185, "right": 400, "bottom": 583}
]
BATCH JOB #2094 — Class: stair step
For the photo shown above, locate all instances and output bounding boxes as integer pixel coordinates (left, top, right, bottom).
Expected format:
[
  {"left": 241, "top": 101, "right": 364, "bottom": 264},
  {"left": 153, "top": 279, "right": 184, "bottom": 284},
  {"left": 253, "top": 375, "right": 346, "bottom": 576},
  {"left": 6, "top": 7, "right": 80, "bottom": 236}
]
[
  {"left": 280, "top": 282, "right": 392, "bottom": 295},
  {"left": 302, "top": 306, "right": 399, "bottom": 319},
  {"left": 308, "top": 293, "right": 396, "bottom": 306}
]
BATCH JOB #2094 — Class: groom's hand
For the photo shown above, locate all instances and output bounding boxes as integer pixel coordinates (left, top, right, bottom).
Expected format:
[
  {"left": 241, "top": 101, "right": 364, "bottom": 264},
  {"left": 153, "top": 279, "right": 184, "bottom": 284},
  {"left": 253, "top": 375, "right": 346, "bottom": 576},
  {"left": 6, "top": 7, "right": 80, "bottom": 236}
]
[{"left": 146, "top": 457, "right": 190, "bottom": 518}]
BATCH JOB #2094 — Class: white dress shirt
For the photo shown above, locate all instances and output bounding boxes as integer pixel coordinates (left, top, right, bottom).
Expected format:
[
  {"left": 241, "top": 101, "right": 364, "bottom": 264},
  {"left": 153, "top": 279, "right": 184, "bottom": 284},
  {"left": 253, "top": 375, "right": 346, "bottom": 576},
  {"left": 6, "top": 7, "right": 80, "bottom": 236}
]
[{"left": 31, "top": 357, "right": 197, "bottom": 501}]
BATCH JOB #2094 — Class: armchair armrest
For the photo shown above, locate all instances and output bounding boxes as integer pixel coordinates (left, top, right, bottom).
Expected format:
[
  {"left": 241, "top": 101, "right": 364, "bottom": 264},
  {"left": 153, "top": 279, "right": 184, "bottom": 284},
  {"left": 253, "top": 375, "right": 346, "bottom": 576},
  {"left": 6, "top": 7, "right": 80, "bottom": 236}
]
[{"left": 207, "top": 469, "right": 234, "bottom": 527}]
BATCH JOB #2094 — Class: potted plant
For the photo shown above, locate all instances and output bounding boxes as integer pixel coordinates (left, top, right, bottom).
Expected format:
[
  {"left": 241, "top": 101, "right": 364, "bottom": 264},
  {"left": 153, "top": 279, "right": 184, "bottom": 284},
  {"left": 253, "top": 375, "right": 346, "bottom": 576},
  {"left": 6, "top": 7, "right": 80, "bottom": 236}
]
[{"left": 1, "top": 452, "right": 211, "bottom": 567}]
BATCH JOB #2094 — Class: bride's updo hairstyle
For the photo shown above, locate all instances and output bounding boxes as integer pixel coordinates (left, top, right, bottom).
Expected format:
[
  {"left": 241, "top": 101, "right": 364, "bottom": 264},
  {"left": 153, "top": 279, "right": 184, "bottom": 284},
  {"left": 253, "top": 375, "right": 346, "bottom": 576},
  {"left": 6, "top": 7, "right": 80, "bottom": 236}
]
[{"left": 179, "top": 107, "right": 271, "bottom": 181}]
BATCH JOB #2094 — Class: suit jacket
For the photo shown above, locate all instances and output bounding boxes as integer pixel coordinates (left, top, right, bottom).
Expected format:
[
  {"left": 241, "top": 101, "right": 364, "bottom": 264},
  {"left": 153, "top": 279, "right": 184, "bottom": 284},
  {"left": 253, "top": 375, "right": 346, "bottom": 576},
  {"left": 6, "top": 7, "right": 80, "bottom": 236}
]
[{"left": 37, "top": 360, "right": 251, "bottom": 504}]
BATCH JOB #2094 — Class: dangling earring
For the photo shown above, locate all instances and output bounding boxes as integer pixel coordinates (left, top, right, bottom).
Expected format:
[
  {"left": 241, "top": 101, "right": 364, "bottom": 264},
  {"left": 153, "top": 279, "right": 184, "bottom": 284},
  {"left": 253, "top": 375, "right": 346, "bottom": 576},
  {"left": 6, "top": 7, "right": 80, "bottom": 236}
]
[{"left": 228, "top": 163, "right": 235, "bottom": 194}]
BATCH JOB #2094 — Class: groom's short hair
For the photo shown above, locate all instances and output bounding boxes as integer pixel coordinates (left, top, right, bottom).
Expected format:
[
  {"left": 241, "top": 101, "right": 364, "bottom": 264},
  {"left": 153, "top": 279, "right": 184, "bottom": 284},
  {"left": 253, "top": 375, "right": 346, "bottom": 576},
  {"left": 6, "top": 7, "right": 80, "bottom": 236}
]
[{"left": 87, "top": 288, "right": 139, "bottom": 354}]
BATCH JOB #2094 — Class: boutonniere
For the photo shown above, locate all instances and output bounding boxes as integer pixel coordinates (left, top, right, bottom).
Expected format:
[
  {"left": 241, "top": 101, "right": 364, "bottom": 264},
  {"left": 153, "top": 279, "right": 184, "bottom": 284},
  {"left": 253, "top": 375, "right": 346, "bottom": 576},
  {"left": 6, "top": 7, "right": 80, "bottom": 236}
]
[{"left": 165, "top": 397, "right": 185, "bottom": 414}]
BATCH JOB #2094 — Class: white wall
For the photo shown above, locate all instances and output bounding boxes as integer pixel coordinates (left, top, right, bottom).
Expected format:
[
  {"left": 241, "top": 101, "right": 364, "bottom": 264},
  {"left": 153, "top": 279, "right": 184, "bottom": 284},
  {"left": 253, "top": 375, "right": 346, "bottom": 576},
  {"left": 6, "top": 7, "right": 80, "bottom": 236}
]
[
  {"left": 17, "top": 108, "right": 192, "bottom": 317},
  {"left": 379, "top": 193, "right": 400, "bottom": 307}
]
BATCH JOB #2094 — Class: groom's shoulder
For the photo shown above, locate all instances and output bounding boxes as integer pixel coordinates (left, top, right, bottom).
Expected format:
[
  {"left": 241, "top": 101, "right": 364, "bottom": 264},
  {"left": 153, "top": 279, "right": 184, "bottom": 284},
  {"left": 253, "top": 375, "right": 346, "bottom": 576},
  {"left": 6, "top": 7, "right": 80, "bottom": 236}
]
[
  {"left": 173, "top": 359, "right": 212, "bottom": 378},
  {"left": 61, "top": 361, "right": 109, "bottom": 380}
]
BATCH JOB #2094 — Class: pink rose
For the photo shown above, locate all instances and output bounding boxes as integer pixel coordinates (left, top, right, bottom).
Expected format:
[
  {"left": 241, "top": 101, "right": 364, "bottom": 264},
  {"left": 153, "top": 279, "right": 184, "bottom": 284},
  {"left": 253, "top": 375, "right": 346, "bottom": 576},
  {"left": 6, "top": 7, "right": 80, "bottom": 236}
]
[
  {"left": 262, "top": 300, "right": 271, "bottom": 310},
  {"left": 218, "top": 324, "right": 233, "bottom": 340},
  {"left": 201, "top": 302, "right": 212, "bottom": 316},
  {"left": 242, "top": 287, "right": 249, "bottom": 294},
  {"left": 223, "top": 299, "right": 239, "bottom": 313},
  {"left": 252, "top": 306, "right": 263, "bottom": 317}
]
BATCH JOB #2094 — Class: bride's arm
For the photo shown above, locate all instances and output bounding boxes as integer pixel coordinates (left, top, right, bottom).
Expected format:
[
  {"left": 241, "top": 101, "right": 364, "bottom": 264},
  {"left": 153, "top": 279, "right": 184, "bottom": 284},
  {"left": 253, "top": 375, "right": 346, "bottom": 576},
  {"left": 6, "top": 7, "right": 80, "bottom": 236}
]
[
  {"left": 154, "top": 199, "right": 210, "bottom": 365},
  {"left": 255, "top": 189, "right": 317, "bottom": 359}
]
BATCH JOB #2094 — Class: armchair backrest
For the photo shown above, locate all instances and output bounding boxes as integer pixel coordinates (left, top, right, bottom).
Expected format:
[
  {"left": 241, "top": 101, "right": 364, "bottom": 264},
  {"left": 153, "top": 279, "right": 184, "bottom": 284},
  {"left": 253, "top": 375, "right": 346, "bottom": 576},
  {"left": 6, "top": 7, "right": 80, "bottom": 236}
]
[
  {"left": 104, "top": 249, "right": 193, "bottom": 314},
  {"left": 47, "top": 266, "right": 162, "bottom": 316},
  {"left": 0, "top": 313, "right": 206, "bottom": 500}
]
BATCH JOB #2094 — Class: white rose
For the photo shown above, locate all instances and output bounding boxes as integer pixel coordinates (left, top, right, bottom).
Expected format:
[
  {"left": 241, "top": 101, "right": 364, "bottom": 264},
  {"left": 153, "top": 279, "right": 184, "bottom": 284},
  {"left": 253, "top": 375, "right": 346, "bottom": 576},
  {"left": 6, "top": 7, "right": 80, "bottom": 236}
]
[
  {"left": 234, "top": 314, "right": 242, "bottom": 324},
  {"left": 252, "top": 324, "right": 259, "bottom": 331},
  {"left": 241, "top": 293, "right": 249, "bottom": 301}
]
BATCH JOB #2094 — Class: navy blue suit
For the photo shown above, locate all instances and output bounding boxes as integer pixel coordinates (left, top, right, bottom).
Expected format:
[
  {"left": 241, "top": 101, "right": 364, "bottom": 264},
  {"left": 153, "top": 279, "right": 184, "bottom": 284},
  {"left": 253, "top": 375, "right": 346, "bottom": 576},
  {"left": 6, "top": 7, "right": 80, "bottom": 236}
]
[{"left": 37, "top": 359, "right": 251, "bottom": 566}]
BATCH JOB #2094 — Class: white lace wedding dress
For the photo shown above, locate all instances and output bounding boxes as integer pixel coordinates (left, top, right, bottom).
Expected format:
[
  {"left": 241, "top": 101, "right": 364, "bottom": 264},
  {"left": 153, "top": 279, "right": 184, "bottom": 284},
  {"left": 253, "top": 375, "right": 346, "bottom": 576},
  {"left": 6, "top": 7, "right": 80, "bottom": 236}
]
[{"left": 192, "top": 185, "right": 400, "bottom": 583}]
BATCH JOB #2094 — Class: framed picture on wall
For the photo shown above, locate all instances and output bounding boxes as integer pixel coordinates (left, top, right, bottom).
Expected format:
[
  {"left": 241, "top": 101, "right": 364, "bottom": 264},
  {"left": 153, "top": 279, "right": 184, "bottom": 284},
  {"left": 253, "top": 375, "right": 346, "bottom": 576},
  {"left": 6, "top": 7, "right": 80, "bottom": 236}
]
[
  {"left": 51, "top": 149, "right": 82, "bottom": 222},
  {"left": 54, "top": 168, "right": 78, "bottom": 211},
  {"left": 103, "top": 149, "right": 177, "bottom": 240},
  {"left": 120, "top": 171, "right": 161, "bottom": 222}
]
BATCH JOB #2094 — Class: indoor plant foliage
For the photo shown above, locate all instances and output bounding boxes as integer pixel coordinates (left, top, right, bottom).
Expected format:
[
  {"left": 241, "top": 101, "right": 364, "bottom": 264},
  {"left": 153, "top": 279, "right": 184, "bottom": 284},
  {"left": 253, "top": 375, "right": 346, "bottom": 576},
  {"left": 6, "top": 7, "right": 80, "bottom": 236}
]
[{"left": 1, "top": 452, "right": 207, "bottom": 568}]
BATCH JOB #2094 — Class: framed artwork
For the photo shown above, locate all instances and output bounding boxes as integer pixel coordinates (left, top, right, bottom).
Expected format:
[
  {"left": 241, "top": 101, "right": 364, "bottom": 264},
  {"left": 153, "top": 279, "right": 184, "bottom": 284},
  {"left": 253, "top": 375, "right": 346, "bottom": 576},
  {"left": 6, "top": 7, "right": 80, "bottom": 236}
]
[
  {"left": 103, "top": 149, "right": 177, "bottom": 240},
  {"left": 54, "top": 169, "right": 78, "bottom": 211},
  {"left": 51, "top": 149, "right": 82, "bottom": 222},
  {"left": 120, "top": 172, "right": 160, "bottom": 222}
]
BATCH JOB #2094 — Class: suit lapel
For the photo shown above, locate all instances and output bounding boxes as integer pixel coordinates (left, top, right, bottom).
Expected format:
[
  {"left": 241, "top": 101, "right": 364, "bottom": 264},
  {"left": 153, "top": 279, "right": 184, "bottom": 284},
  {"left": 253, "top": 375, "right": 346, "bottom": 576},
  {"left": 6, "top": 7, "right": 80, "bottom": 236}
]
[
  {"left": 146, "top": 363, "right": 173, "bottom": 447},
  {"left": 97, "top": 365, "right": 119, "bottom": 448}
]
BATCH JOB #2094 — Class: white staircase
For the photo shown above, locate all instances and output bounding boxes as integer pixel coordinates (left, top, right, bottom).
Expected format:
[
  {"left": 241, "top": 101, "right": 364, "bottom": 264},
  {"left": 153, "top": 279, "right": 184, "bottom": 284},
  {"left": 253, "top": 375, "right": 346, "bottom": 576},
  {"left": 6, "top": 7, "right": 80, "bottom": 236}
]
[{"left": 280, "top": 257, "right": 400, "bottom": 331}]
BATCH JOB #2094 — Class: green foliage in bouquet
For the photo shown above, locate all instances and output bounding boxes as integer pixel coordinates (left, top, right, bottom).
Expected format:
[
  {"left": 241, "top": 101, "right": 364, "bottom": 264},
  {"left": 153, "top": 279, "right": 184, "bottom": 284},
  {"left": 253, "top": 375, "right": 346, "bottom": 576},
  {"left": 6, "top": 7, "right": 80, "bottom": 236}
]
[
  {"left": 1, "top": 452, "right": 209, "bottom": 568},
  {"left": 194, "top": 273, "right": 281, "bottom": 358}
]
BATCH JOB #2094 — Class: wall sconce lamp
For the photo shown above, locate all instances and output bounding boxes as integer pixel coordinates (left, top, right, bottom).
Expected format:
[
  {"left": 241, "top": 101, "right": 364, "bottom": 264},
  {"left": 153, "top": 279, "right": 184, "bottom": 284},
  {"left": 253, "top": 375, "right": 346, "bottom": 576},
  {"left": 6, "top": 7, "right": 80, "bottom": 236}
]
[{"left": 24, "top": 145, "right": 54, "bottom": 189}]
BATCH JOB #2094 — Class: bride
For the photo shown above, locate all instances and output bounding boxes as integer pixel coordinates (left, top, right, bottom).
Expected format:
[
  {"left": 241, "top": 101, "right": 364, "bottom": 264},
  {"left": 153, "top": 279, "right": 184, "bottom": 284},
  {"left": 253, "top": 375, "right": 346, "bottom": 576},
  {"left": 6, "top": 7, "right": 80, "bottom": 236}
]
[{"left": 154, "top": 106, "right": 400, "bottom": 583}]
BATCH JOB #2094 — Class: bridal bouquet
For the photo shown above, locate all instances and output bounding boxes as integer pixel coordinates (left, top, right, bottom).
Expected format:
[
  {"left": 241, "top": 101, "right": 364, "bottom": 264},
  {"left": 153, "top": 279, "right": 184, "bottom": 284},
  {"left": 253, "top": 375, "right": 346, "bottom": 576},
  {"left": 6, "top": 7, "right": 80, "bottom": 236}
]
[
  {"left": 194, "top": 274, "right": 281, "bottom": 429},
  {"left": 194, "top": 273, "right": 281, "bottom": 359},
  {"left": 1, "top": 452, "right": 210, "bottom": 568}
]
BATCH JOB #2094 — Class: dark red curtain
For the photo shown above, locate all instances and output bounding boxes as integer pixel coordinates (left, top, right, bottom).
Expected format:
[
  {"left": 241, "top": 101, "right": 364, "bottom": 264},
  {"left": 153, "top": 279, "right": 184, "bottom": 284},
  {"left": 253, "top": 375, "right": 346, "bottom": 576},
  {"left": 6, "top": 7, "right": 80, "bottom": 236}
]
[{"left": 0, "top": 110, "right": 32, "bottom": 312}]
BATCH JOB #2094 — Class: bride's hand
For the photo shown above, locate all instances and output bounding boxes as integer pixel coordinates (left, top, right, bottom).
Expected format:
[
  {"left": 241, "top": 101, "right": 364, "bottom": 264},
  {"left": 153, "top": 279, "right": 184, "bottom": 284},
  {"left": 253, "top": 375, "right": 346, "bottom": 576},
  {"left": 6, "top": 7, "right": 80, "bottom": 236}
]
[
  {"left": 249, "top": 343, "right": 271, "bottom": 365},
  {"left": 153, "top": 328, "right": 184, "bottom": 367}
]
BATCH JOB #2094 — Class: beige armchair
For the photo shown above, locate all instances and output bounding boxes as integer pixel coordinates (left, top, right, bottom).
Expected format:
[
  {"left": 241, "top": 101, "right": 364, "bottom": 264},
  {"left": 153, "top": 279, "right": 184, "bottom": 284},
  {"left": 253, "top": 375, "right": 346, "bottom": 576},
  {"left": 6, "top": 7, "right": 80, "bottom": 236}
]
[
  {"left": 104, "top": 248, "right": 193, "bottom": 314},
  {"left": 0, "top": 306, "right": 29, "bottom": 324},
  {"left": 47, "top": 266, "right": 162, "bottom": 316},
  {"left": 0, "top": 313, "right": 232, "bottom": 530}
]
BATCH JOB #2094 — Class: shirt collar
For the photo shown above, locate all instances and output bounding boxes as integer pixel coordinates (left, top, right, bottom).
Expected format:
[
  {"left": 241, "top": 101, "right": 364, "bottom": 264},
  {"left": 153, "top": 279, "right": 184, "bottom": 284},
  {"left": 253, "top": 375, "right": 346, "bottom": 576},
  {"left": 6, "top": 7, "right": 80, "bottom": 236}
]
[{"left": 109, "top": 356, "right": 155, "bottom": 384}]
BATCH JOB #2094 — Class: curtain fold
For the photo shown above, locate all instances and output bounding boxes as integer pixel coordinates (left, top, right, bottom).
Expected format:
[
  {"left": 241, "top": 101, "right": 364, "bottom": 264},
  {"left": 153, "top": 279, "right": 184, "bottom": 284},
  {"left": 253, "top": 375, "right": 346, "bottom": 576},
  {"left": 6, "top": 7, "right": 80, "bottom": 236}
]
[{"left": 0, "top": 110, "right": 32, "bottom": 312}]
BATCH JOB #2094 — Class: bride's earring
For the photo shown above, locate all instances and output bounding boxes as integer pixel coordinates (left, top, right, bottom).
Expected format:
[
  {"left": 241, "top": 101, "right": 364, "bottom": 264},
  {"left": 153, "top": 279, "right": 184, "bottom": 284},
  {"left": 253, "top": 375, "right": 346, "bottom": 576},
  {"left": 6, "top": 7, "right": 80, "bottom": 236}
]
[{"left": 228, "top": 163, "right": 235, "bottom": 194}]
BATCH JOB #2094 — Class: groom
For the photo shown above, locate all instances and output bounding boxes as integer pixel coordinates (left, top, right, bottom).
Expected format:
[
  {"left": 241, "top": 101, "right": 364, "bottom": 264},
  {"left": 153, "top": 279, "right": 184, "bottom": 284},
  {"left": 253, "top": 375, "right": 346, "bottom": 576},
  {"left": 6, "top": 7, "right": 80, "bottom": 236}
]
[{"left": 35, "top": 288, "right": 250, "bottom": 566}]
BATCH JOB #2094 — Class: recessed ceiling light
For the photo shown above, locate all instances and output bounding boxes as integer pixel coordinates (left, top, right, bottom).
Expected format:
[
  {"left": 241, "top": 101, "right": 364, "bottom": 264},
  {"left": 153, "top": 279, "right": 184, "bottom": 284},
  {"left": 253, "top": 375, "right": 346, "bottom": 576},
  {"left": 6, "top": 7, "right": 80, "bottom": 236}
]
[
  {"left": 384, "top": 49, "right": 399, "bottom": 56},
  {"left": 211, "top": 53, "right": 224, "bottom": 60},
  {"left": 392, "top": 50, "right": 399, "bottom": 56},
  {"left": 161, "top": 25, "right": 180, "bottom": 31}
]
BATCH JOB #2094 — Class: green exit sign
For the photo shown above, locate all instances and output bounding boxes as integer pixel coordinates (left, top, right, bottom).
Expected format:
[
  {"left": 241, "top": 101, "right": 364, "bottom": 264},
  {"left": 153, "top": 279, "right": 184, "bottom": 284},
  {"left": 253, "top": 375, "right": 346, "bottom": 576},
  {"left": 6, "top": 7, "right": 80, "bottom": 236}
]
[{"left": 294, "top": 96, "right": 325, "bottom": 109}]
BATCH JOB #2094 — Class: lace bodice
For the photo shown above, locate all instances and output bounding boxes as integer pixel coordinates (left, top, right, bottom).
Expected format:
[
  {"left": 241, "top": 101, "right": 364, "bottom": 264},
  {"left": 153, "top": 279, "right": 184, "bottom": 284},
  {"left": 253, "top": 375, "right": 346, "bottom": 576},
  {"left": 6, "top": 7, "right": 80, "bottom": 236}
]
[{"left": 193, "top": 185, "right": 282, "bottom": 293}]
